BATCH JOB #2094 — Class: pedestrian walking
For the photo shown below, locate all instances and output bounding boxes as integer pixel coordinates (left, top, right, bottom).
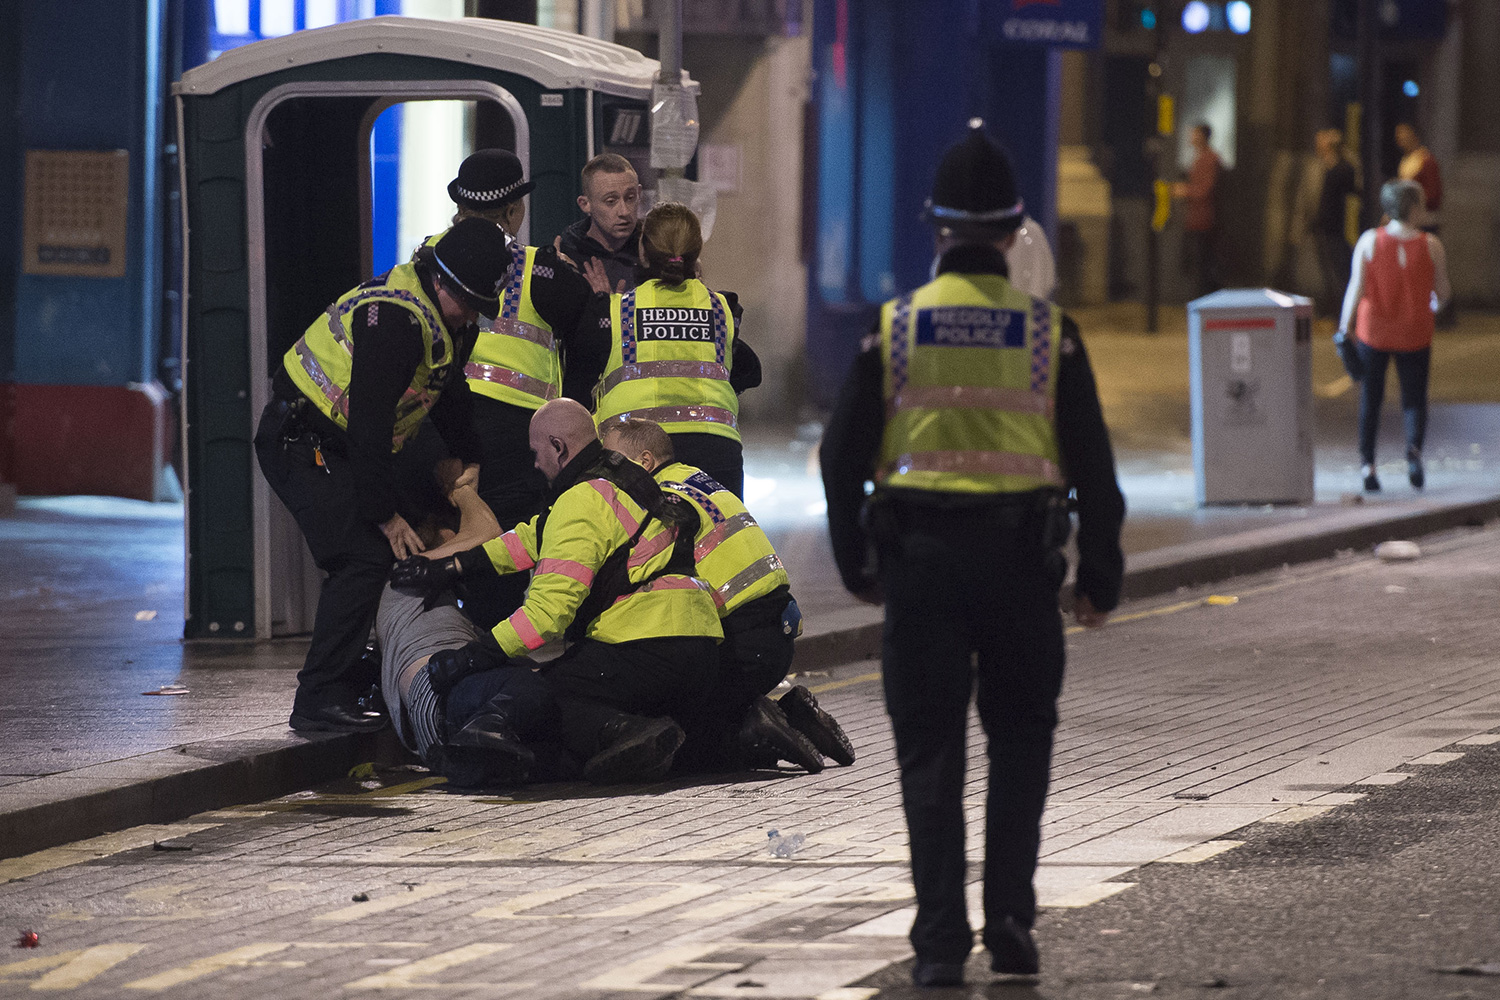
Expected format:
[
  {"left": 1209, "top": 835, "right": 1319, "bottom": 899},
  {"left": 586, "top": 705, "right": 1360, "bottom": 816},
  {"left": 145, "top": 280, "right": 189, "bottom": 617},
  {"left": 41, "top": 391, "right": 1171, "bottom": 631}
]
[
  {"left": 821, "top": 121, "right": 1125, "bottom": 987},
  {"left": 588, "top": 202, "right": 761, "bottom": 497},
  {"left": 253, "top": 217, "right": 509, "bottom": 731},
  {"left": 1313, "top": 128, "right": 1359, "bottom": 317},
  {"left": 1339, "top": 179, "right": 1451, "bottom": 493}
]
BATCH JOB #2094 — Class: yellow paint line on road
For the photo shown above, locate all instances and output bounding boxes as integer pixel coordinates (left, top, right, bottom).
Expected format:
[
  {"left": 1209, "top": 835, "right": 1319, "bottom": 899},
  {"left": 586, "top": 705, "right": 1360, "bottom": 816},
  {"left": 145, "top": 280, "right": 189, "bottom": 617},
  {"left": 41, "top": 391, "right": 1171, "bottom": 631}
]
[
  {"left": 0, "top": 824, "right": 221, "bottom": 883},
  {"left": 0, "top": 944, "right": 147, "bottom": 991},
  {"left": 808, "top": 670, "right": 882, "bottom": 695},
  {"left": 1157, "top": 839, "right": 1243, "bottom": 864},
  {"left": 344, "top": 943, "right": 513, "bottom": 990},
  {"left": 1042, "top": 881, "right": 1136, "bottom": 908},
  {"left": 1261, "top": 805, "right": 1334, "bottom": 824},
  {"left": 1317, "top": 374, "right": 1354, "bottom": 399},
  {"left": 313, "top": 882, "right": 460, "bottom": 923},
  {"left": 122, "top": 943, "right": 295, "bottom": 992}
]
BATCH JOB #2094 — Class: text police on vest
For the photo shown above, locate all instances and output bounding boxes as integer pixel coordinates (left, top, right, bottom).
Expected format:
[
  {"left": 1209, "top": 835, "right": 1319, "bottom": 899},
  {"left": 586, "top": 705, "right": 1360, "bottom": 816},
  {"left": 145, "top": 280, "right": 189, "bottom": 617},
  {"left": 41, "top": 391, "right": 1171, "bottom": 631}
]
[
  {"left": 638, "top": 307, "right": 714, "bottom": 342},
  {"left": 914, "top": 307, "right": 1026, "bottom": 349}
]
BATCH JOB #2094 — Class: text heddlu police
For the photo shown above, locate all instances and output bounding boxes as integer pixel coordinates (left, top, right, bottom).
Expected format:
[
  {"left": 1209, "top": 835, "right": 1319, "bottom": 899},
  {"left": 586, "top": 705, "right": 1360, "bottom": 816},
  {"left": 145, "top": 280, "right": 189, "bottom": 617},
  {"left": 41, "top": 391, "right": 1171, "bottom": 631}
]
[
  {"left": 638, "top": 307, "right": 715, "bottom": 342},
  {"left": 914, "top": 306, "right": 1027, "bottom": 348}
]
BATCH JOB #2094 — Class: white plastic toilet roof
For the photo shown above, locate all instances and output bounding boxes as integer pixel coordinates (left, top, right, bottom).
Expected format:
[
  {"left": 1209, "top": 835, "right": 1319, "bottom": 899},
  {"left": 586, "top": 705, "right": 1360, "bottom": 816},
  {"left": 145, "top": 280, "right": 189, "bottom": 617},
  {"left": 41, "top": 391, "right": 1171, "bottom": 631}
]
[{"left": 175, "top": 15, "right": 693, "bottom": 98}]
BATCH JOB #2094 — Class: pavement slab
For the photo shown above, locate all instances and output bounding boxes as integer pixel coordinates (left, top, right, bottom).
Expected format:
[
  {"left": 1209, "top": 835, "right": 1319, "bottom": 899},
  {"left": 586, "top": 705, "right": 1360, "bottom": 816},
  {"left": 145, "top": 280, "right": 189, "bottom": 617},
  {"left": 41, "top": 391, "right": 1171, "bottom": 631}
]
[{"left": 4, "top": 524, "right": 1500, "bottom": 995}]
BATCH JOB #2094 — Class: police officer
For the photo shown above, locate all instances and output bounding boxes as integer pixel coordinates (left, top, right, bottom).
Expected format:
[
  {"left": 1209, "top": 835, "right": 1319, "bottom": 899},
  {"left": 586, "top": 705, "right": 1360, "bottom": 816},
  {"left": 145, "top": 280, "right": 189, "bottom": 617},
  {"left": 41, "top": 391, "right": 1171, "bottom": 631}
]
[
  {"left": 820, "top": 122, "right": 1125, "bottom": 986},
  {"left": 254, "top": 216, "right": 511, "bottom": 732},
  {"left": 586, "top": 202, "right": 761, "bottom": 498},
  {"left": 427, "top": 149, "right": 605, "bottom": 626},
  {"left": 602, "top": 417, "right": 855, "bottom": 772}
]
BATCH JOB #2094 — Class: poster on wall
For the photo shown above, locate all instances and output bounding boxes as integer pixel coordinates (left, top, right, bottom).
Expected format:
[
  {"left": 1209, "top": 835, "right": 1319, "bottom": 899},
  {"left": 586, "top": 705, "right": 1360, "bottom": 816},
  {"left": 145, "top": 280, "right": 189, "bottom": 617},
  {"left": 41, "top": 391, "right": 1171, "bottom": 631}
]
[{"left": 995, "top": 0, "right": 1104, "bottom": 50}]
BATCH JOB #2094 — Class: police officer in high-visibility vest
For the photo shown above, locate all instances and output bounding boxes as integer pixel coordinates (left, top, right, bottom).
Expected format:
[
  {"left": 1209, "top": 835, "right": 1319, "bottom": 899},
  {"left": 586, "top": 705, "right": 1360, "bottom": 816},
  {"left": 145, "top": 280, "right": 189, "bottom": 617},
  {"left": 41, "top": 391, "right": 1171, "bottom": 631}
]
[
  {"left": 254, "top": 217, "right": 512, "bottom": 733},
  {"left": 601, "top": 417, "right": 856, "bottom": 773},
  {"left": 427, "top": 149, "right": 603, "bottom": 626},
  {"left": 820, "top": 122, "right": 1125, "bottom": 986},
  {"left": 587, "top": 203, "right": 761, "bottom": 498}
]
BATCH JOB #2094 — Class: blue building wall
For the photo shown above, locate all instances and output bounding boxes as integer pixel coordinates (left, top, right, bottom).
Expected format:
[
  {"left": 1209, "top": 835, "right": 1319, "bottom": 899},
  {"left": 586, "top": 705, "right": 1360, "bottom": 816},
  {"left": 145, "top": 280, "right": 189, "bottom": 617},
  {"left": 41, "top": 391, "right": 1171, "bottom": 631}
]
[
  {"left": 13, "top": 0, "right": 164, "bottom": 388},
  {"left": 805, "top": 0, "right": 1063, "bottom": 407}
]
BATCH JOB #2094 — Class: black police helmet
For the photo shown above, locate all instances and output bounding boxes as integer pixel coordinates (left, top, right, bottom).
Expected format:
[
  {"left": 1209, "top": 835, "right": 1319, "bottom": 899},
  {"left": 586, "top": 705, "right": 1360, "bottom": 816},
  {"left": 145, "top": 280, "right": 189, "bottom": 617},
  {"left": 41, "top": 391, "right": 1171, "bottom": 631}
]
[
  {"left": 447, "top": 148, "right": 535, "bottom": 210},
  {"left": 431, "top": 216, "right": 512, "bottom": 320},
  {"left": 922, "top": 118, "right": 1025, "bottom": 235}
]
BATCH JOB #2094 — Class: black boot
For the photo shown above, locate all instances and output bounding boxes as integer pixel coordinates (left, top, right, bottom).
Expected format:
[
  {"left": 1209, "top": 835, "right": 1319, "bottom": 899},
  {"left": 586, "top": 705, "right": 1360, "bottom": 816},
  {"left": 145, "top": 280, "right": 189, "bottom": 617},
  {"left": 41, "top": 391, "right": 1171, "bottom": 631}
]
[
  {"left": 779, "top": 685, "right": 856, "bottom": 766},
  {"left": 739, "top": 696, "right": 824, "bottom": 773},
  {"left": 584, "top": 715, "right": 685, "bottom": 784},
  {"left": 1407, "top": 448, "right": 1424, "bottom": 489},
  {"left": 445, "top": 709, "right": 535, "bottom": 786}
]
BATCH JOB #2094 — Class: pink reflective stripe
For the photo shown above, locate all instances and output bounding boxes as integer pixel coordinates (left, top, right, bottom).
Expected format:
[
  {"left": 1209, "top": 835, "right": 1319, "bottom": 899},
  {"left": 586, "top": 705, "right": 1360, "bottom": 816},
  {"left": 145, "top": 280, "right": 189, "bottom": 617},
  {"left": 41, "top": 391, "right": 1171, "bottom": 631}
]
[
  {"left": 501, "top": 531, "right": 534, "bottom": 571},
  {"left": 610, "top": 575, "right": 713, "bottom": 606},
  {"left": 536, "top": 558, "right": 595, "bottom": 587},
  {"left": 598, "top": 360, "right": 730, "bottom": 396},
  {"left": 885, "top": 450, "right": 1063, "bottom": 485},
  {"left": 586, "top": 480, "right": 641, "bottom": 535},
  {"left": 626, "top": 527, "right": 676, "bottom": 570},
  {"left": 464, "top": 362, "right": 560, "bottom": 402},
  {"left": 889, "top": 385, "right": 1052, "bottom": 418},
  {"left": 602, "top": 405, "right": 737, "bottom": 430},
  {"left": 507, "top": 608, "right": 546, "bottom": 650},
  {"left": 486, "top": 316, "right": 556, "bottom": 350},
  {"left": 694, "top": 512, "right": 757, "bottom": 562}
]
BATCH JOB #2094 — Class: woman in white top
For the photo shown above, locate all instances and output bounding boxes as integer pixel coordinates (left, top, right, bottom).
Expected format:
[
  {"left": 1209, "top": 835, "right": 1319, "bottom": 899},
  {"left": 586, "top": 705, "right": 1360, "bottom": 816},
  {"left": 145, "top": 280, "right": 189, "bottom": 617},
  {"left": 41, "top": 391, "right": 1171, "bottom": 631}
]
[{"left": 1338, "top": 180, "right": 1450, "bottom": 492}]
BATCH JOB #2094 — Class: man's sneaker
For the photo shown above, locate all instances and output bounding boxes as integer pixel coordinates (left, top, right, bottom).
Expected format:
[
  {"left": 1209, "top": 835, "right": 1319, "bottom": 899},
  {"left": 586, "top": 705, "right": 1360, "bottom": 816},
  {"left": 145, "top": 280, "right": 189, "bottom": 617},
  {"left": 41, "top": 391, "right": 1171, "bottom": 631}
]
[
  {"left": 911, "top": 959, "right": 964, "bottom": 987},
  {"left": 779, "top": 685, "right": 856, "bottom": 766},
  {"left": 448, "top": 711, "right": 535, "bottom": 785},
  {"left": 987, "top": 915, "right": 1040, "bottom": 977},
  {"left": 739, "top": 696, "right": 824, "bottom": 773},
  {"left": 584, "top": 715, "right": 685, "bottom": 784},
  {"left": 1408, "top": 449, "right": 1425, "bottom": 489},
  {"left": 1362, "top": 465, "right": 1381, "bottom": 493}
]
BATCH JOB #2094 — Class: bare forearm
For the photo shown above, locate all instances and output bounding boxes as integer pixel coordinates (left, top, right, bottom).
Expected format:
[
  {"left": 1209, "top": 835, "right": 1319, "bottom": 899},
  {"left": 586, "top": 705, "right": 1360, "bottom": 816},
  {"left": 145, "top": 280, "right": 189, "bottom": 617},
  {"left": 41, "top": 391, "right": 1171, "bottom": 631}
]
[{"left": 422, "top": 485, "right": 501, "bottom": 560}]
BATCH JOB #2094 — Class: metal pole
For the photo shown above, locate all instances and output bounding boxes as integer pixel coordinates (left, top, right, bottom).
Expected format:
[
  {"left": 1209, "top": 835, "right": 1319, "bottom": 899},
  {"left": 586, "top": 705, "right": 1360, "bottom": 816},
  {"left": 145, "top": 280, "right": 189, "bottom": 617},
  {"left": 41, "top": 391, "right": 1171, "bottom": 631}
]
[
  {"left": 659, "top": 0, "right": 683, "bottom": 85},
  {"left": 1356, "top": 0, "right": 1381, "bottom": 227},
  {"left": 1144, "top": 16, "right": 1165, "bottom": 334}
]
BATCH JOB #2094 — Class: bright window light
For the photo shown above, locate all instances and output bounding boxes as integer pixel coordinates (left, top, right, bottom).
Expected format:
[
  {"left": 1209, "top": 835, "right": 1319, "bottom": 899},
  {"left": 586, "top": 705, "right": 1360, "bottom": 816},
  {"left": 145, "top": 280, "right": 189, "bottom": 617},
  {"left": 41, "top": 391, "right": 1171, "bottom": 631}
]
[
  {"left": 305, "top": 0, "right": 341, "bottom": 29},
  {"left": 1403, "top": 79, "right": 1420, "bottom": 98},
  {"left": 259, "top": 0, "right": 296, "bottom": 36},
  {"left": 1182, "top": 1, "right": 1211, "bottom": 33},
  {"left": 213, "top": 0, "right": 250, "bottom": 35},
  {"left": 1227, "top": 1, "right": 1251, "bottom": 33}
]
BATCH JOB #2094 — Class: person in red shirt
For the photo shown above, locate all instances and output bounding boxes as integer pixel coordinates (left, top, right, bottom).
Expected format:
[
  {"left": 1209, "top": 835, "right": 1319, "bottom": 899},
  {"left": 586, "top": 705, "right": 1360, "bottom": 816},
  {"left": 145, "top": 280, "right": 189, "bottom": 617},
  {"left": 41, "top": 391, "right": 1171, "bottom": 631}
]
[
  {"left": 1338, "top": 179, "right": 1451, "bottom": 492},
  {"left": 1174, "top": 123, "right": 1223, "bottom": 297},
  {"left": 1395, "top": 123, "right": 1442, "bottom": 232}
]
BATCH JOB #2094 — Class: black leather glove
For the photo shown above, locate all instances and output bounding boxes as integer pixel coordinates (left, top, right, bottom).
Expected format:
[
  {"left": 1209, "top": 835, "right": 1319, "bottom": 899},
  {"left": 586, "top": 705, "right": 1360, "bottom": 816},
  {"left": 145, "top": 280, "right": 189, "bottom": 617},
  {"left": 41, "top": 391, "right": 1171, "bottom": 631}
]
[{"left": 390, "top": 554, "right": 462, "bottom": 597}]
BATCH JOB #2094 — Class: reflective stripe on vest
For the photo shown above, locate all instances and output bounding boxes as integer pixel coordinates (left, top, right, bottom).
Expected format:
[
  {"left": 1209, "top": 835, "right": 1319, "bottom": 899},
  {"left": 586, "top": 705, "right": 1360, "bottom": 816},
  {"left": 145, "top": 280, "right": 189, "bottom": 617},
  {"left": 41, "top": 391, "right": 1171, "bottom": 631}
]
[
  {"left": 660, "top": 465, "right": 787, "bottom": 613},
  {"left": 466, "top": 241, "right": 562, "bottom": 409},
  {"left": 712, "top": 553, "right": 784, "bottom": 609},
  {"left": 877, "top": 273, "right": 1063, "bottom": 494},
  {"left": 595, "top": 280, "right": 740, "bottom": 439},
  {"left": 284, "top": 264, "right": 452, "bottom": 452}
]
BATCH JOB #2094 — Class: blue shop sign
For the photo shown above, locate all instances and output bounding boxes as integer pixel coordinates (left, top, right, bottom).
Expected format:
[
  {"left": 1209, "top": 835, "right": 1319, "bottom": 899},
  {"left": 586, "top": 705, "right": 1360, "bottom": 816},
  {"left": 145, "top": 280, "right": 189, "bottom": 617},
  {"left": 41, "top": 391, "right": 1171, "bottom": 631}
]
[{"left": 994, "top": 0, "right": 1103, "bottom": 50}]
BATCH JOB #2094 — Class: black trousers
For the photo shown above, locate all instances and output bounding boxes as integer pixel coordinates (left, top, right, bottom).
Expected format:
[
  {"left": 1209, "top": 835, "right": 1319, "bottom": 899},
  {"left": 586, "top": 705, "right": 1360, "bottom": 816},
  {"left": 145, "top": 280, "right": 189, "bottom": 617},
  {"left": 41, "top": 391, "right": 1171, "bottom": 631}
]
[
  {"left": 719, "top": 588, "right": 796, "bottom": 709},
  {"left": 1315, "top": 231, "right": 1352, "bottom": 318},
  {"left": 254, "top": 404, "right": 394, "bottom": 715},
  {"left": 1182, "top": 228, "right": 1221, "bottom": 299},
  {"left": 468, "top": 396, "right": 548, "bottom": 629},
  {"left": 1355, "top": 341, "right": 1430, "bottom": 467},
  {"left": 545, "top": 636, "right": 719, "bottom": 761},
  {"left": 670, "top": 432, "right": 745, "bottom": 499},
  {"left": 876, "top": 498, "right": 1066, "bottom": 964}
]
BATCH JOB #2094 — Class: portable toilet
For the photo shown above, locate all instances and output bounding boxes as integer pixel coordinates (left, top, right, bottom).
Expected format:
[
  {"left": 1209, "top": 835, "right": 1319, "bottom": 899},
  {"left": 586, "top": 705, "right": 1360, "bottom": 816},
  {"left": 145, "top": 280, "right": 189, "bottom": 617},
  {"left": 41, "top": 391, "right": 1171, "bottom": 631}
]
[{"left": 173, "top": 17, "right": 694, "bottom": 640}]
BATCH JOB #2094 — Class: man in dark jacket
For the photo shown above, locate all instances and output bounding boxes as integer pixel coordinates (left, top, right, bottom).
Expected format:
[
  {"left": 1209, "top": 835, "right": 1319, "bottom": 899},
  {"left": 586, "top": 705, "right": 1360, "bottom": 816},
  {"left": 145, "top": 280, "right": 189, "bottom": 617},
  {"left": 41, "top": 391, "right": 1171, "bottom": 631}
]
[{"left": 555, "top": 153, "right": 643, "bottom": 294}]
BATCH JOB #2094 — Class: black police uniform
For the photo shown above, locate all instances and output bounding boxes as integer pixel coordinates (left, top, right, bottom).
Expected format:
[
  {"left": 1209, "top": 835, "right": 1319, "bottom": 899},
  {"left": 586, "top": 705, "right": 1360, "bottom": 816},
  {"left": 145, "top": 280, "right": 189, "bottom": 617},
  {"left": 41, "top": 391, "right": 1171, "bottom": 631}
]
[
  {"left": 820, "top": 128, "right": 1125, "bottom": 981},
  {"left": 254, "top": 220, "right": 505, "bottom": 731}
]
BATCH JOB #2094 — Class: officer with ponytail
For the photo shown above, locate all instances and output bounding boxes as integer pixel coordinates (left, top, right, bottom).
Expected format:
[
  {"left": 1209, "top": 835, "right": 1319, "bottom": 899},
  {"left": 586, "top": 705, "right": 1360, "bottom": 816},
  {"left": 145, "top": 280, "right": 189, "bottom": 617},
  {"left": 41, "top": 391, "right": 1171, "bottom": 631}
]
[
  {"left": 588, "top": 203, "right": 761, "bottom": 497},
  {"left": 821, "top": 121, "right": 1125, "bottom": 986}
]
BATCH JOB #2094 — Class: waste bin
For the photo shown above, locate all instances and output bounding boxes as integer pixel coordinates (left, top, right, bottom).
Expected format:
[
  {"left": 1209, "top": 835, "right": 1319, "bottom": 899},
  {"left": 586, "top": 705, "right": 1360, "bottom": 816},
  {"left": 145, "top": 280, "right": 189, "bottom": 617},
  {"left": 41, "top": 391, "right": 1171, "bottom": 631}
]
[{"left": 1188, "top": 288, "right": 1314, "bottom": 505}]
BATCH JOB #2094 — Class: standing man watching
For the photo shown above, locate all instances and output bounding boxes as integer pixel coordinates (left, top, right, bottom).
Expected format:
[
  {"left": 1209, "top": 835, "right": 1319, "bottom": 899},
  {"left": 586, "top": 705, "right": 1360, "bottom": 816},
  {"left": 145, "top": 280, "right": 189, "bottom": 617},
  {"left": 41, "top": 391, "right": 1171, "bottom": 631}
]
[
  {"left": 821, "top": 122, "right": 1125, "bottom": 986},
  {"left": 1314, "top": 128, "right": 1359, "bottom": 317},
  {"left": 434, "top": 149, "right": 604, "bottom": 626},
  {"left": 1174, "top": 123, "right": 1223, "bottom": 297},
  {"left": 254, "top": 217, "right": 510, "bottom": 732},
  {"left": 556, "top": 153, "right": 644, "bottom": 295}
]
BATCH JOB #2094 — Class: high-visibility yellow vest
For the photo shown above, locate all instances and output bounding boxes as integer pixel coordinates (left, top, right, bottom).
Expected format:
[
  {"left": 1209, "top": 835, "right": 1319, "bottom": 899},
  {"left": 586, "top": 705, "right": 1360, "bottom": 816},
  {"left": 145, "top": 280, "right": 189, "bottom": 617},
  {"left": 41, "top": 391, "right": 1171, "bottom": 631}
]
[
  {"left": 595, "top": 278, "right": 740, "bottom": 441},
  {"left": 877, "top": 271, "right": 1063, "bottom": 494},
  {"left": 656, "top": 462, "right": 788, "bottom": 615},
  {"left": 481, "top": 473, "right": 723, "bottom": 657},
  {"left": 283, "top": 262, "right": 455, "bottom": 453},
  {"left": 419, "top": 231, "right": 561, "bottom": 410}
]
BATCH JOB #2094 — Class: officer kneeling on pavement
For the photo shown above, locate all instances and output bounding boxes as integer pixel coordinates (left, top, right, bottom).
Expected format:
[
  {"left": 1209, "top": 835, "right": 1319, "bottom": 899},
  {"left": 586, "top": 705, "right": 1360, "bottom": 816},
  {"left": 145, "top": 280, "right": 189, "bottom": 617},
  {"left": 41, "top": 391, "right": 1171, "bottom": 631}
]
[
  {"left": 821, "top": 121, "right": 1125, "bottom": 986},
  {"left": 254, "top": 216, "right": 508, "bottom": 733},
  {"left": 390, "top": 399, "right": 826, "bottom": 784},
  {"left": 602, "top": 417, "right": 856, "bottom": 772}
]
